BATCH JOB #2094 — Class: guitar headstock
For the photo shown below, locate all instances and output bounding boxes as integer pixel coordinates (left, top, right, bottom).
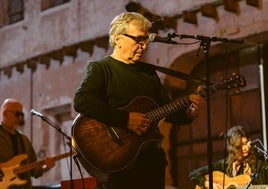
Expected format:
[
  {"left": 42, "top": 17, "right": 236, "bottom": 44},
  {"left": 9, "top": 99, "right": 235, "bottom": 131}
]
[
  {"left": 220, "top": 72, "right": 247, "bottom": 90},
  {"left": 199, "top": 73, "right": 247, "bottom": 97}
]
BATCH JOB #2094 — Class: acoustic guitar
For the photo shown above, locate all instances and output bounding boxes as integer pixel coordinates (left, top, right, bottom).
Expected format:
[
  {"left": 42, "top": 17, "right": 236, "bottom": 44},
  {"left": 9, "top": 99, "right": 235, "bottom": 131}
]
[
  {"left": 71, "top": 73, "right": 246, "bottom": 181},
  {"left": 0, "top": 152, "right": 73, "bottom": 189},
  {"left": 195, "top": 171, "right": 268, "bottom": 189}
]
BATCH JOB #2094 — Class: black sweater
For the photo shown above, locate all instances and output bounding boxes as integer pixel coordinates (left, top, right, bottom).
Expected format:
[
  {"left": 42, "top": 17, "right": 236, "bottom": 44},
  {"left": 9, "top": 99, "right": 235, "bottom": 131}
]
[{"left": 74, "top": 56, "right": 192, "bottom": 128}]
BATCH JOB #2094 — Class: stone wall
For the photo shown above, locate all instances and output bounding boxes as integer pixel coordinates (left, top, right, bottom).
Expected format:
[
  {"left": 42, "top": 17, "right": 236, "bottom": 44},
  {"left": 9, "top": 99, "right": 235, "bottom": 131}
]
[{"left": 0, "top": 0, "right": 268, "bottom": 188}]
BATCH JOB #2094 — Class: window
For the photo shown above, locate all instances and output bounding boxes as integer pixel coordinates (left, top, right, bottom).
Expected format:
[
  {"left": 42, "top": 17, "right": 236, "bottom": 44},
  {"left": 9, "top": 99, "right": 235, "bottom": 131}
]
[
  {"left": 8, "top": 0, "right": 24, "bottom": 24},
  {"left": 41, "top": 0, "right": 71, "bottom": 11}
]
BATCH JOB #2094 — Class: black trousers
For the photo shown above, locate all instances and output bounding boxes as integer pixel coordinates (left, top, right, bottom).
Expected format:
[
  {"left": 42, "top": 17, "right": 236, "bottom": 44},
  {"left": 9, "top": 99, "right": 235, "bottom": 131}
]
[{"left": 103, "top": 148, "right": 167, "bottom": 189}]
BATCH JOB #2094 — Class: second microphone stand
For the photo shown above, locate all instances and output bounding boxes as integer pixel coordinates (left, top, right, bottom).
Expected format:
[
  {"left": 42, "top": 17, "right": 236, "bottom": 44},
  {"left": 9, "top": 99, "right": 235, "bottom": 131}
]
[
  {"left": 167, "top": 32, "right": 244, "bottom": 189},
  {"left": 37, "top": 114, "right": 74, "bottom": 189},
  {"left": 245, "top": 141, "right": 268, "bottom": 189}
]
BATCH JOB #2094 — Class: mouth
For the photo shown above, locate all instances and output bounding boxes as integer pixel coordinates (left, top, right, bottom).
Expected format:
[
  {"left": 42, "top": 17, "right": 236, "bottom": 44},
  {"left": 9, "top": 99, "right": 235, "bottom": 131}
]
[{"left": 242, "top": 152, "right": 249, "bottom": 156}]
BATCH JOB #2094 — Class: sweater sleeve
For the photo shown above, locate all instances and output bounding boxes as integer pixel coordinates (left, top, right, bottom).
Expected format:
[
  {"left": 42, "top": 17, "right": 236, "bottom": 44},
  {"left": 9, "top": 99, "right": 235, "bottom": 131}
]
[{"left": 74, "top": 62, "right": 129, "bottom": 128}]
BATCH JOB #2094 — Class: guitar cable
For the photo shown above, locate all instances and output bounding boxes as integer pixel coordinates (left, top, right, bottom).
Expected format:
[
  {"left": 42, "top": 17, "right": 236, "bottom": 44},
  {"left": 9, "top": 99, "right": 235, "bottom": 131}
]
[{"left": 73, "top": 154, "right": 86, "bottom": 189}]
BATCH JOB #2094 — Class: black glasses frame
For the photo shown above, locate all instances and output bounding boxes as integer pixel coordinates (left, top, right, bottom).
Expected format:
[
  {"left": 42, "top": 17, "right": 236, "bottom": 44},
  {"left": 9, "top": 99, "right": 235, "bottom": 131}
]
[
  {"left": 123, "top": 34, "right": 149, "bottom": 45},
  {"left": 7, "top": 110, "right": 24, "bottom": 117}
]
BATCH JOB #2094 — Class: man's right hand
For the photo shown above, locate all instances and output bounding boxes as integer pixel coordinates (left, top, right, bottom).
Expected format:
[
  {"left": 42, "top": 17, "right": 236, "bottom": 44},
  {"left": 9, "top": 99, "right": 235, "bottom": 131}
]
[{"left": 127, "top": 112, "right": 151, "bottom": 135}]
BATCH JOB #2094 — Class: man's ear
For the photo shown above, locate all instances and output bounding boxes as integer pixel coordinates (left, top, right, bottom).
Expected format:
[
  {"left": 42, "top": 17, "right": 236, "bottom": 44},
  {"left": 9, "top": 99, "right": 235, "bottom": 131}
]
[
  {"left": 114, "top": 35, "right": 122, "bottom": 46},
  {"left": 3, "top": 110, "right": 8, "bottom": 117}
]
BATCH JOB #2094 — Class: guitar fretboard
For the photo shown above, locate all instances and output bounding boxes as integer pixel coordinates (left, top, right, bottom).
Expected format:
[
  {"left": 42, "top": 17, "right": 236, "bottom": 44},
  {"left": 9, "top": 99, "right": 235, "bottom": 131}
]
[
  {"left": 14, "top": 152, "right": 72, "bottom": 175},
  {"left": 145, "top": 73, "right": 246, "bottom": 122}
]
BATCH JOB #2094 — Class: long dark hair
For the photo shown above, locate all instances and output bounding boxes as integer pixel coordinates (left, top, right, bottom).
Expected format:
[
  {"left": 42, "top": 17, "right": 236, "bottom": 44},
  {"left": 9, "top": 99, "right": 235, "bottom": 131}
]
[{"left": 226, "top": 126, "right": 258, "bottom": 175}]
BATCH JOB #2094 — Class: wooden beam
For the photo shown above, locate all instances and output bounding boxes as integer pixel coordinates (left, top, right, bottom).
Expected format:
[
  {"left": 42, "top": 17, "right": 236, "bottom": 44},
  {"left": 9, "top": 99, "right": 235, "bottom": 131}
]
[
  {"left": 182, "top": 10, "right": 197, "bottom": 25},
  {"left": 15, "top": 63, "right": 24, "bottom": 73},
  {"left": 201, "top": 4, "right": 219, "bottom": 21},
  {"left": 80, "top": 41, "right": 94, "bottom": 55},
  {"left": 50, "top": 50, "right": 64, "bottom": 63},
  {"left": 94, "top": 36, "right": 109, "bottom": 50},
  {"left": 26, "top": 59, "right": 38, "bottom": 72},
  {"left": 246, "top": 0, "right": 262, "bottom": 8},
  {"left": 2, "top": 66, "right": 13, "bottom": 78},
  {"left": 38, "top": 55, "right": 51, "bottom": 69},
  {"left": 62, "top": 45, "right": 78, "bottom": 58},
  {"left": 224, "top": 0, "right": 240, "bottom": 14}
]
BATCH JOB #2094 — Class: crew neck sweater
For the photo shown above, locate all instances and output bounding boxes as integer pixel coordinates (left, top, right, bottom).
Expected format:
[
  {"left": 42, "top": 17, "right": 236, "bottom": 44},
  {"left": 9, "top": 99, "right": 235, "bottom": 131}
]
[{"left": 74, "top": 56, "right": 190, "bottom": 128}]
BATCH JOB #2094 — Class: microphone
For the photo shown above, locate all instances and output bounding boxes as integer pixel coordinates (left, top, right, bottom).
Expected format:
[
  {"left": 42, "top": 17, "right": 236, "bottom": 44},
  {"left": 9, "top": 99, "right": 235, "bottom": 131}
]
[
  {"left": 247, "top": 139, "right": 260, "bottom": 147},
  {"left": 31, "top": 109, "right": 44, "bottom": 118},
  {"left": 149, "top": 33, "right": 178, "bottom": 44}
]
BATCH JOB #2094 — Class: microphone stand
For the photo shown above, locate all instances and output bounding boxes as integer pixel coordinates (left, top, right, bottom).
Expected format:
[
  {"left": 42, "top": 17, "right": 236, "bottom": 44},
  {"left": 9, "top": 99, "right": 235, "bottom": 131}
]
[
  {"left": 168, "top": 32, "right": 244, "bottom": 189},
  {"left": 244, "top": 173, "right": 259, "bottom": 189},
  {"left": 244, "top": 142, "right": 268, "bottom": 188},
  {"left": 252, "top": 143, "right": 268, "bottom": 160},
  {"left": 195, "top": 36, "right": 214, "bottom": 189},
  {"left": 36, "top": 115, "right": 74, "bottom": 189}
]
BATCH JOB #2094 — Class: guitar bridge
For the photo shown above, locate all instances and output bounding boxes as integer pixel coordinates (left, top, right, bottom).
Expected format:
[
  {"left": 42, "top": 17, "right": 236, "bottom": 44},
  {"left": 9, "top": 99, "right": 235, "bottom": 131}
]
[{"left": 107, "top": 127, "right": 123, "bottom": 146}]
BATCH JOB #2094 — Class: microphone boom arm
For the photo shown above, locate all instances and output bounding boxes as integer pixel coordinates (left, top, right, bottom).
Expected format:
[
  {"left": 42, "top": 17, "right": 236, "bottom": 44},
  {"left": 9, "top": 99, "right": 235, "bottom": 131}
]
[
  {"left": 168, "top": 32, "right": 244, "bottom": 44},
  {"left": 31, "top": 109, "right": 71, "bottom": 140},
  {"left": 31, "top": 109, "right": 74, "bottom": 188},
  {"left": 252, "top": 145, "right": 268, "bottom": 160}
]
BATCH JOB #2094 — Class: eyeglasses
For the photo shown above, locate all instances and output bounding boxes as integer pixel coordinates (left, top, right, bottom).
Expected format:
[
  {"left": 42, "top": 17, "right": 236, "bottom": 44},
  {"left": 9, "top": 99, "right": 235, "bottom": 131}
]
[
  {"left": 6, "top": 110, "right": 24, "bottom": 117},
  {"left": 123, "top": 34, "right": 149, "bottom": 45}
]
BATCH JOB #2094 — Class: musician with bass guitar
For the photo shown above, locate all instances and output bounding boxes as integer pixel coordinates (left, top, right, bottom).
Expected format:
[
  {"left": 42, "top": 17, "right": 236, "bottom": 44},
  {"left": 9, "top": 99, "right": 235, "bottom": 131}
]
[
  {"left": 0, "top": 98, "right": 55, "bottom": 189},
  {"left": 73, "top": 12, "right": 204, "bottom": 189},
  {"left": 189, "top": 126, "right": 268, "bottom": 189}
]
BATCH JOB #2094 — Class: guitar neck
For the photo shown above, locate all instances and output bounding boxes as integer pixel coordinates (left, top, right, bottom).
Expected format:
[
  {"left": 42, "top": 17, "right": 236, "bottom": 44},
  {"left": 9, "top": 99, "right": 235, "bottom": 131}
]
[
  {"left": 145, "top": 84, "right": 215, "bottom": 122},
  {"left": 145, "top": 73, "right": 246, "bottom": 122},
  {"left": 14, "top": 152, "right": 72, "bottom": 175}
]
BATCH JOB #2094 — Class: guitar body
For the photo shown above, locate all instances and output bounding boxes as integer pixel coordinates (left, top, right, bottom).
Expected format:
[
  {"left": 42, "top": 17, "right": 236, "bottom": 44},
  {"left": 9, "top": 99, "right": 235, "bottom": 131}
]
[
  {"left": 72, "top": 74, "right": 247, "bottom": 181},
  {"left": 72, "top": 96, "right": 164, "bottom": 181},
  {"left": 0, "top": 154, "right": 28, "bottom": 188},
  {"left": 195, "top": 171, "right": 251, "bottom": 189},
  {"left": 0, "top": 152, "right": 72, "bottom": 189}
]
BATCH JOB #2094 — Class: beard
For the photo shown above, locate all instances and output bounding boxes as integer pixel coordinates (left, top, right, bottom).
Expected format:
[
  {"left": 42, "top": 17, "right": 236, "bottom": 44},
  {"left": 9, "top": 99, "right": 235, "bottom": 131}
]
[{"left": 18, "top": 117, "right": 25, "bottom": 126}]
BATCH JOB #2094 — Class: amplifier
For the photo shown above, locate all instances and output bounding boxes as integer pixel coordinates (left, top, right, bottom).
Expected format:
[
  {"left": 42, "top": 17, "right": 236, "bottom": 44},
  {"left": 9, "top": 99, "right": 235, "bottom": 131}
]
[{"left": 61, "top": 177, "right": 97, "bottom": 189}]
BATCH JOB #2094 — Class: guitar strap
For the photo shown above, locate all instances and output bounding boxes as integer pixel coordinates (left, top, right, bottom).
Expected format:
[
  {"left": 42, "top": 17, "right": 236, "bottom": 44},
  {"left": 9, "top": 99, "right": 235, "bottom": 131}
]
[{"left": 138, "top": 61, "right": 206, "bottom": 83}]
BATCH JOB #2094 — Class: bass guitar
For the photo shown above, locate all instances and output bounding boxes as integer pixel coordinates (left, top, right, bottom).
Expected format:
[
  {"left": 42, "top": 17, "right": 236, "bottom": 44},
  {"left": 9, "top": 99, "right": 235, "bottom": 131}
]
[
  {"left": 72, "top": 73, "right": 246, "bottom": 181},
  {"left": 0, "top": 152, "right": 73, "bottom": 189}
]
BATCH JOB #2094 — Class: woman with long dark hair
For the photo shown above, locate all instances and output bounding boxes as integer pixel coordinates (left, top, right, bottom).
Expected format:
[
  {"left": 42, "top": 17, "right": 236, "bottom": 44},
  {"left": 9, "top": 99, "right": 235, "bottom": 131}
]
[{"left": 189, "top": 126, "right": 268, "bottom": 189}]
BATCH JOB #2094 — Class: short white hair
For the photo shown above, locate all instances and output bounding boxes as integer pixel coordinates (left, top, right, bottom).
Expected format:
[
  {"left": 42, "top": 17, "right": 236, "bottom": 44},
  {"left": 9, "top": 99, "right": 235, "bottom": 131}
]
[{"left": 109, "top": 12, "right": 151, "bottom": 47}]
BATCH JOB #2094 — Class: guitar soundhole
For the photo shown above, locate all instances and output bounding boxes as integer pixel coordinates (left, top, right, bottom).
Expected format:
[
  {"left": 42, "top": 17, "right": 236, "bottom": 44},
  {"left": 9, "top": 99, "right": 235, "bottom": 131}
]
[{"left": 226, "top": 185, "right": 237, "bottom": 189}]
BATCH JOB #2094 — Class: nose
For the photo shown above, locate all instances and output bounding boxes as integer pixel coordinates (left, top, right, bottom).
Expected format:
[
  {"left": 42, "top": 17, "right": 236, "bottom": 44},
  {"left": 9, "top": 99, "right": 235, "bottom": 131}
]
[
  {"left": 242, "top": 144, "right": 248, "bottom": 151},
  {"left": 140, "top": 42, "right": 148, "bottom": 50}
]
